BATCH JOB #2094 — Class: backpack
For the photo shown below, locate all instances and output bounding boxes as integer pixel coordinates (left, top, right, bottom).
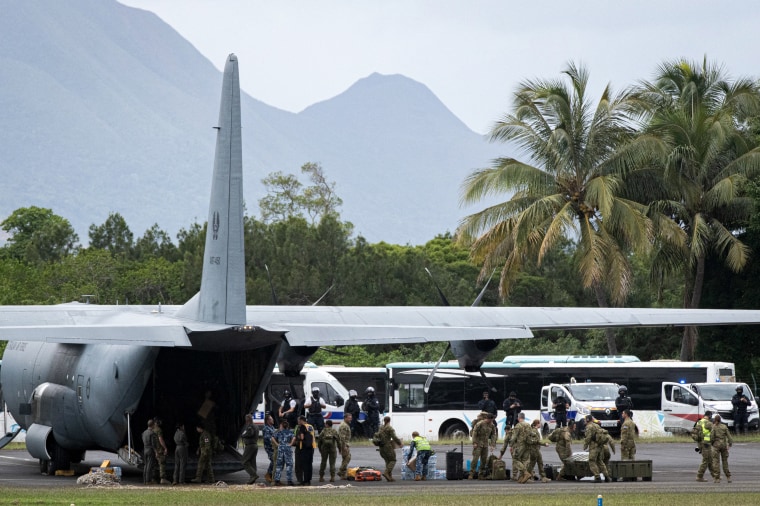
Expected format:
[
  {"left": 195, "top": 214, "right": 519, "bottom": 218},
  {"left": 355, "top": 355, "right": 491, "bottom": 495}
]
[
  {"left": 547, "top": 428, "right": 560, "bottom": 443},
  {"left": 371, "top": 433, "right": 382, "bottom": 446},
  {"left": 491, "top": 459, "right": 507, "bottom": 480},
  {"left": 691, "top": 423, "right": 703, "bottom": 443}
]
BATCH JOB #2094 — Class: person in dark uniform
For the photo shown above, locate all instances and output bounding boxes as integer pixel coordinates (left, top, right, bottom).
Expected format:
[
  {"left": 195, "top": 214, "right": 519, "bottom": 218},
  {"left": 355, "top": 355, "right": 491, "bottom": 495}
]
[
  {"left": 172, "top": 423, "right": 188, "bottom": 485},
  {"left": 304, "top": 387, "right": 326, "bottom": 433},
  {"left": 279, "top": 390, "right": 299, "bottom": 429},
  {"left": 295, "top": 415, "right": 316, "bottom": 486},
  {"left": 478, "top": 390, "right": 497, "bottom": 416},
  {"left": 731, "top": 386, "right": 751, "bottom": 434},
  {"left": 503, "top": 391, "right": 523, "bottom": 429},
  {"left": 240, "top": 413, "right": 259, "bottom": 484},
  {"left": 553, "top": 393, "right": 570, "bottom": 428},
  {"left": 344, "top": 390, "right": 361, "bottom": 437},
  {"left": 615, "top": 386, "right": 634, "bottom": 422},
  {"left": 364, "top": 387, "right": 382, "bottom": 438},
  {"left": 141, "top": 419, "right": 157, "bottom": 485}
]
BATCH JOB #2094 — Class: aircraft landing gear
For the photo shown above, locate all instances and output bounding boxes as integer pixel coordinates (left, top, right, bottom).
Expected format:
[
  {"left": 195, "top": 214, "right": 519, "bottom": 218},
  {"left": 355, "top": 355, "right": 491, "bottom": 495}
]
[{"left": 39, "top": 443, "right": 73, "bottom": 476}]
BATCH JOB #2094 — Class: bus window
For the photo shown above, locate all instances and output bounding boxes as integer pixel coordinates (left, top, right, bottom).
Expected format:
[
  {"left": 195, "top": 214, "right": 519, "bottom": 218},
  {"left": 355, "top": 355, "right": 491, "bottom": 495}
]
[{"left": 395, "top": 383, "right": 426, "bottom": 411}]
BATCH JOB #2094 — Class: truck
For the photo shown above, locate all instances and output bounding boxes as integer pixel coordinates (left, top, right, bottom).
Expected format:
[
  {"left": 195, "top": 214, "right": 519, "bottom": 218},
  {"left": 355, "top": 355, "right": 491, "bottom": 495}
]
[
  {"left": 661, "top": 381, "right": 758, "bottom": 433},
  {"left": 540, "top": 382, "right": 621, "bottom": 437}
]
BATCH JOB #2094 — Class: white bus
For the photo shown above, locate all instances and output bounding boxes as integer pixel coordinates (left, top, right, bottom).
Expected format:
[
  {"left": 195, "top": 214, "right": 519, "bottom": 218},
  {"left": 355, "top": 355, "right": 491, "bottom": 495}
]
[{"left": 384, "top": 357, "right": 736, "bottom": 440}]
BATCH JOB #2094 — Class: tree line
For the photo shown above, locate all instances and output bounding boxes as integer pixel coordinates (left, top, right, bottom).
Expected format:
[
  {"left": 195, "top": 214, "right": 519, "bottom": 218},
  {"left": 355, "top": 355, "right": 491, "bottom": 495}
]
[{"left": 2, "top": 59, "right": 760, "bottom": 382}]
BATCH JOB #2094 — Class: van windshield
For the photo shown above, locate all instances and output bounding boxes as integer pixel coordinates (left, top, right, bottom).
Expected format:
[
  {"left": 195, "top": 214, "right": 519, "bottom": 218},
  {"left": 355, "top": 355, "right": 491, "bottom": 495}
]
[
  {"left": 695, "top": 384, "right": 753, "bottom": 402},
  {"left": 566, "top": 384, "right": 619, "bottom": 401}
]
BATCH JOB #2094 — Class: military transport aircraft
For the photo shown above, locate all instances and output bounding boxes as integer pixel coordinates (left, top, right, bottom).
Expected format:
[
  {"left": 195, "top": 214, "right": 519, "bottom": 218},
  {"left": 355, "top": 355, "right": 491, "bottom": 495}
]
[{"left": 2, "top": 54, "right": 760, "bottom": 476}]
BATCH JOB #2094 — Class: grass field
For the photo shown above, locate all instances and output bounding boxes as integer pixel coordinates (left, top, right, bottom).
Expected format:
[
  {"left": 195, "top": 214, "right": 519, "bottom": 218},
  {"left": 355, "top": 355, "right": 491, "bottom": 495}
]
[{"left": 1, "top": 488, "right": 760, "bottom": 506}]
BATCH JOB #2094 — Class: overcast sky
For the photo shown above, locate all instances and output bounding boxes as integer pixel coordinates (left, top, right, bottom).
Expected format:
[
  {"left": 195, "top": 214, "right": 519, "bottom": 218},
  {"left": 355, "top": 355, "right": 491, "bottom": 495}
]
[{"left": 119, "top": 1, "right": 759, "bottom": 134}]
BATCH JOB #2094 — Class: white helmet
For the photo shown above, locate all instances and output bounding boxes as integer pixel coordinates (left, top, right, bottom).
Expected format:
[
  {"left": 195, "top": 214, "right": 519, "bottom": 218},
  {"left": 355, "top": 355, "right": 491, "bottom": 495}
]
[{"left": 365, "top": 386, "right": 375, "bottom": 394}]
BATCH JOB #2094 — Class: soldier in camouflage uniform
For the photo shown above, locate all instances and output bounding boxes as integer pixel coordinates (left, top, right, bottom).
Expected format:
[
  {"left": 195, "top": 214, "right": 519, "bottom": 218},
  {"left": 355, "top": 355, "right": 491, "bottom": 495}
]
[
  {"left": 549, "top": 419, "right": 574, "bottom": 480},
  {"left": 710, "top": 414, "right": 733, "bottom": 483},
  {"left": 498, "top": 424, "right": 516, "bottom": 481},
  {"left": 583, "top": 415, "right": 610, "bottom": 482},
  {"left": 377, "top": 416, "right": 402, "bottom": 481},
  {"left": 526, "top": 419, "right": 550, "bottom": 482},
  {"left": 600, "top": 428, "right": 615, "bottom": 472},
  {"left": 317, "top": 419, "right": 340, "bottom": 482},
  {"left": 153, "top": 418, "right": 170, "bottom": 484},
  {"left": 509, "top": 412, "right": 533, "bottom": 483},
  {"left": 338, "top": 413, "right": 353, "bottom": 479},
  {"left": 469, "top": 413, "right": 495, "bottom": 479},
  {"left": 620, "top": 409, "right": 636, "bottom": 461},
  {"left": 192, "top": 423, "right": 215, "bottom": 484},
  {"left": 695, "top": 411, "right": 715, "bottom": 482}
]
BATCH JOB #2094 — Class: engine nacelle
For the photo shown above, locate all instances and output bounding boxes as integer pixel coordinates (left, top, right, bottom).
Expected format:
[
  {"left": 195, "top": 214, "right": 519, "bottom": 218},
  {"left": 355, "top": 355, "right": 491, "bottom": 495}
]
[
  {"left": 451, "top": 339, "right": 499, "bottom": 372},
  {"left": 277, "top": 342, "right": 319, "bottom": 377},
  {"left": 30, "top": 382, "right": 88, "bottom": 448}
]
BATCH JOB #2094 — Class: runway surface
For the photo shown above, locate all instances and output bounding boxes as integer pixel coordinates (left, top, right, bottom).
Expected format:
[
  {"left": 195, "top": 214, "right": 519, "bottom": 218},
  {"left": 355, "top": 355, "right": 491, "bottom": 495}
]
[{"left": 1, "top": 442, "right": 758, "bottom": 493}]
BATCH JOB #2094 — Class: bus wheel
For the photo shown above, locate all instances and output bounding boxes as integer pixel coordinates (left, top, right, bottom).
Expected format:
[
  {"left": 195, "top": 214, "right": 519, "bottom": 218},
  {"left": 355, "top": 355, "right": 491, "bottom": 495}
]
[{"left": 441, "top": 422, "right": 469, "bottom": 440}]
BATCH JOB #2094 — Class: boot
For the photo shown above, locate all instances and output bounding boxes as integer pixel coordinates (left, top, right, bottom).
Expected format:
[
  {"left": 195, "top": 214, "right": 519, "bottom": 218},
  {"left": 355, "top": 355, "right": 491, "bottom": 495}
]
[
  {"left": 414, "top": 475, "right": 421, "bottom": 481},
  {"left": 714, "top": 478, "right": 721, "bottom": 483},
  {"left": 727, "top": 477, "right": 732, "bottom": 483},
  {"left": 264, "top": 473, "right": 272, "bottom": 484},
  {"left": 421, "top": 476, "right": 426, "bottom": 481},
  {"left": 319, "top": 475, "right": 325, "bottom": 483},
  {"left": 696, "top": 476, "right": 707, "bottom": 482},
  {"left": 541, "top": 476, "right": 550, "bottom": 483},
  {"left": 330, "top": 475, "right": 335, "bottom": 482}
]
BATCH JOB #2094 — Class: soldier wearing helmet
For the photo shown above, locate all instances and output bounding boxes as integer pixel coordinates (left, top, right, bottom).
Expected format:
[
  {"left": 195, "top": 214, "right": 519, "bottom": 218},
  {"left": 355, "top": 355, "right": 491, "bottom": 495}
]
[
  {"left": 279, "top": 389, "right": 299, "bottom": 429},
  {"left": 615, "top": 385, "right": 633, "bottom": 423},
  {"left": 731, "top": 385, "right": 752, "bottom": 435},
  {"left": 304, "top": 386, "right": 327, "bottom": 432},
  {"left": 364, "top": 386, "right": 382, "bottom": 437}
]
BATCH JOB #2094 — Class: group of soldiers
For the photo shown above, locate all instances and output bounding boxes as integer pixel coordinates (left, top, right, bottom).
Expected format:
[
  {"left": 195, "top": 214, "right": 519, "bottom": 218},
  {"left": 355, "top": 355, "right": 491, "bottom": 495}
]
[
  {"left": 467, "top": 388, "right": 640, "bottom": 484},
  {"left": 141, "top": 417, "right": 211, "bottom": 485}
]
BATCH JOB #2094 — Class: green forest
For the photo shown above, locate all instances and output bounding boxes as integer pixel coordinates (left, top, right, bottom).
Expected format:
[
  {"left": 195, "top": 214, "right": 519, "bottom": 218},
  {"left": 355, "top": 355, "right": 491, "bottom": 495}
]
[{"left": 2, "top": 59, "right": 760, "bottom": 382}]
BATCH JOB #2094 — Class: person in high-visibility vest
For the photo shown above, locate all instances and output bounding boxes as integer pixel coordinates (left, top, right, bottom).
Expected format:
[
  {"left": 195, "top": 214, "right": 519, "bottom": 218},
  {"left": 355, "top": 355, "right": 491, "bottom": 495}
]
[{"left": 407, "top": 431, "right": 432, "bottom": 480}]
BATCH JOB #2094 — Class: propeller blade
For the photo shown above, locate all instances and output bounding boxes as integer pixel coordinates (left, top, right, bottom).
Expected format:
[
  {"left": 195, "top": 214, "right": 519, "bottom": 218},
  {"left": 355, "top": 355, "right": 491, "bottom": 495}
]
[
  {"left": 312, "top": 284, "right": 335, "bottom": 306},
  {"left": 472, "top": 268, "right": 497, "bottom": 307},
  {"left": 424, "top": 267, "right": 451, "bottom": 306},
  {"left": 318, "top": 346, "right": 350, "bottom": 356},
  {"left": 424, "top": 342, "right": 451, "bottom": 393}
]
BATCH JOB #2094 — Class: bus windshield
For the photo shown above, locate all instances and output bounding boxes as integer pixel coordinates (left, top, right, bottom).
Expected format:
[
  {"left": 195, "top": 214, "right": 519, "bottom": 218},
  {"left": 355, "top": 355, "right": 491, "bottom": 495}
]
[{"left": 566, "top": 384, "right": 619, "bottom": 401}]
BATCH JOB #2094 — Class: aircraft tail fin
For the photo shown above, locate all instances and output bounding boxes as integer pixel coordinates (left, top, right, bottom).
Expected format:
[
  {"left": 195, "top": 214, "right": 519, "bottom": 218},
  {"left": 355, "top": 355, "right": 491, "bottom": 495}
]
[{"left": 178, "top": 54, "right": 246, "bottom": 325}]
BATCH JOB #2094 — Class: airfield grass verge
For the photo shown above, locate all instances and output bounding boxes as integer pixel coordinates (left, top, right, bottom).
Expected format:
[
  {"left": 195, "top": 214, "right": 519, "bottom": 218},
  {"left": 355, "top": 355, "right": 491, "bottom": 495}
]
[{"left": 1, "top": 488, "right": 760, "bottom": 506}]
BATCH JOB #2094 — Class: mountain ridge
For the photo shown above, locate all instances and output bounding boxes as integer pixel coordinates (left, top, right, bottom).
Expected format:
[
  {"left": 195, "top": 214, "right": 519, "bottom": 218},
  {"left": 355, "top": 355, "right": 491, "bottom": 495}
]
[{"left": 0, "top": 0, "right": 504, "bottom": 245}]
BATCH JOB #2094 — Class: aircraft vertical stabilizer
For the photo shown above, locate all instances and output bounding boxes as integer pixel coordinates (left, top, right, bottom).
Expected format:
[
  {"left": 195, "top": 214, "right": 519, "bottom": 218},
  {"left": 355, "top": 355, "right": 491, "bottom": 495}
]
[{"left": 178, "top": 54, "right": 246, "bottom": 325}]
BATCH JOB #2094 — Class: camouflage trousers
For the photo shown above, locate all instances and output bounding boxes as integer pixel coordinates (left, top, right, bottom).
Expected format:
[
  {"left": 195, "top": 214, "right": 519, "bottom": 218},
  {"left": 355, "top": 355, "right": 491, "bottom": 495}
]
[
  {"left": 621, "top": 442, "right": 636, "bottom": 461},
  {"left": 380, "top": 445, "right": 396, "bottom": 477},
  {"left": 339, "top": 444, "right": 351, "bottom": 476},
  {"left": 470, "top": 444, "right": 489, "bottom": 478},
  {"left": 319, "top": 445, "right": 337, "bottom": 478},
  {"left": 711, "top": 445, "right": 731, "bottom": 479},
  {"left": 588, "top": 446, "right": 609, "bottom": 479},
  {"left": 527, "top": 447, "right": 546, "bottom": 478},
  {"left": 697, "top": 443, "right": 714, "bottom": 478},
  {"left": 274, "top": 446, "right": 294, "bottom": 483}
]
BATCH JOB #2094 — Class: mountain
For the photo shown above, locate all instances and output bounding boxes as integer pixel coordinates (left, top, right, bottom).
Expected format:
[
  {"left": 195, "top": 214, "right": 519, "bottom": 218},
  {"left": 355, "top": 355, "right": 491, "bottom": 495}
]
[{"left": 0, "top": 0, "right": 504, "bottom": 245}]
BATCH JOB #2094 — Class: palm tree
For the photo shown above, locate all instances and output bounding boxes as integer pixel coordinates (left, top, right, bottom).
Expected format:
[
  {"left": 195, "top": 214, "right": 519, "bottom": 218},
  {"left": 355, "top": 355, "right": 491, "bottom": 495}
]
[
  {"left": 457, "top": 62, "right": 653, "bottom": 354},
  {"left": 632, "top": 58, "right": 760, "bottom": 360}
]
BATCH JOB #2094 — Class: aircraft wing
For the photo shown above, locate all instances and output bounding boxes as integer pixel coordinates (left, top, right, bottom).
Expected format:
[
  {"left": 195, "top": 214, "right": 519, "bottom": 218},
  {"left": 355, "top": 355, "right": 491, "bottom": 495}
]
[
  {"left": 0, "top": 304, "right": 196, "bottom": 346},
  {"left": 247, "top": 305, "right": 760, "bottom": 347}
]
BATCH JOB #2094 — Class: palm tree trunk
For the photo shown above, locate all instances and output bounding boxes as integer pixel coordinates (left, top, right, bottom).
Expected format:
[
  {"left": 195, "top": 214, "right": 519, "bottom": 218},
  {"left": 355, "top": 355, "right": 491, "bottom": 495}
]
[
  {"left": 593, "top": 282, "right": 618, "bottom": 355},
  {"left": 680, "top": 255, "right": 706, "bottom": 361}
]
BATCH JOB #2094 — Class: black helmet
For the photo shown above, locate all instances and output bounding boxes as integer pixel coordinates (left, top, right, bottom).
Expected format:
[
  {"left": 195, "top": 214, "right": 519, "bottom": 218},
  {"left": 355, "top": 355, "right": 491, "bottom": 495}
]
[
  {"left": 736, "top": 386, "right": 743, "bottom": 393},
  {"left": 618, "top": 386, "right": 628, "bottom": 395},
  {"left": 283, "top": 389, "right": 291, "bottom": 398}
]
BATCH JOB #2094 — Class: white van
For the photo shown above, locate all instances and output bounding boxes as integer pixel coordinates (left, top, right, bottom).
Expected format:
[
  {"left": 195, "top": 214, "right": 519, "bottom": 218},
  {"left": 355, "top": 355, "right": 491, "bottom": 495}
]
[
  {"left": 661, "top": 382, "right": 758, "bottom": 433},
  {"left": 540, "top": 382, "right": 621, "bottom": 436},
  {"left": 253, "top": 367, "right": 350, "bottom": 428}
]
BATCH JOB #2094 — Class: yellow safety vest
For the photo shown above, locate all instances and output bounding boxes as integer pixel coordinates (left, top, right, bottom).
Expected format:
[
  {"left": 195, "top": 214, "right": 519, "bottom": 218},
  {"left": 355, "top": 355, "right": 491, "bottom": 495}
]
[{"left": 697, "top": 418, "right": 711, "bottom": 443}]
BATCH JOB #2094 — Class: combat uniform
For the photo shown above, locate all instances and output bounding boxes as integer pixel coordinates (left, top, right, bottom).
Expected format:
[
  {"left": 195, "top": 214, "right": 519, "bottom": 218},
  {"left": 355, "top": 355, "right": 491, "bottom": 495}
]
[
  {"left": 272, "top": 426, "right": 295, "bottom": 485},
  {"left": 620, "top": 417, "right": 636, "bottom": 460},
  {"left": 152, "top": 424, "right": 169, "bottom": 484},
  {"left": 583, "top": 422, "right": 610, "bottom": 482},
  {"left": 240, "top": 419, "right": 259, "bottom": 484},
  {"left": 710, "top": 420, "right": 733, "bottom": 483},
  {"left": 469, "top": 418, "right": 494, "bottom": 479},
  {"left": 193, "top": 429, "right": 215, "bottom": 483},
  {"left": 549, "top": 426, "right": 572, "bottom": 479},
  {"left": 377, "top": 422, "right": 402, "bottom": 481},
  {"left": 141, "top": 425, "right": 157, "bottom": 485},
  {"left": 338, "top": 419, "right": 352, "bottom": 478},
  {"left": 509, "top": 420, "right": 532, "bottom": 483},
  {"left": 317, "top": 424, "right": 340, "bottom": 481},
  {"left": 695, "top": 417, "right": 714, "bottom": 481},
  {"left": 173, "top": 427, "right": 188, "bottom": 485},
  {"left": 526, "top": 426, "right": 549, "bottom": 482}
]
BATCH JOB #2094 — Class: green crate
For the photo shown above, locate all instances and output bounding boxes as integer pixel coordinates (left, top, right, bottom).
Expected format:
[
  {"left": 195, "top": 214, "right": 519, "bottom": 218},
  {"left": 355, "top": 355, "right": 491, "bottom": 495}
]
[{"left": 608, "top": 460, "right": 653, "bottom": 481}]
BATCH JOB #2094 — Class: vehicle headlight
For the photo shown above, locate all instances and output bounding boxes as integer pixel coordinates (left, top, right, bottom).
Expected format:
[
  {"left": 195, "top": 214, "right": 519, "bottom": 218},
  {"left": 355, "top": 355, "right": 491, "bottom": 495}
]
[{"left": 576, "top": 405, "right": 589, "bottom": 416}]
